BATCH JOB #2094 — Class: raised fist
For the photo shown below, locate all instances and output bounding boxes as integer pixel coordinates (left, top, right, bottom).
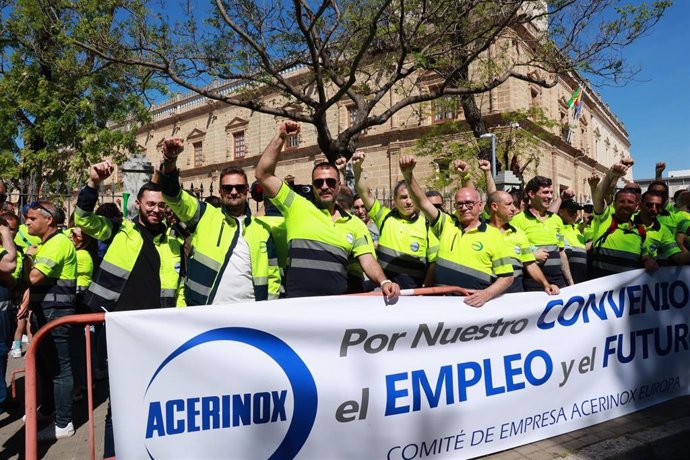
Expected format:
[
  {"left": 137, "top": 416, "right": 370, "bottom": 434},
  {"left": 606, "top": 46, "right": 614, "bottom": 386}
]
[
  {"left": 399, "top": 156, "right": 417, "bottom": 175},
  {"left": 351, "top": 151, "right": 366, "bottom": 169},
  {"left": 621, "top": 157, "right": 635, "bottom": 168},
  {"left": 453, "top": 159, "right": 469, "bottom": 175},
  {"left": 89, "top": 160, "right": 114, "bottom": 185},
  {"left": 162, "top": 138, "right": 184, "bottom": 161},
  {"left": 561, "top": 188, "right": 575, "bottom": 200},
  {"left": 477, "top": 159, "right": 491, "bottom": 172},
  {"left": 587, "top": 174, "right": 600, "bottom": 187},
  {"left": 279, "top": 121, "right": 300, "bottom": 139},
  {"left": 610, "top": 162, "right": 628, "bottom": 177},
  {"left": 335, "top": 156, "right": 347, "bottom": 172},
  {"left": 655, "top": 161, "right": 665, "bottom": 175}
]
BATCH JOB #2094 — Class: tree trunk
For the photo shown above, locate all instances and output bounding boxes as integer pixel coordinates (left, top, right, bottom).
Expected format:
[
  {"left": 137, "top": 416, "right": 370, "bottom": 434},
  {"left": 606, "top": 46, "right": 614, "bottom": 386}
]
[{"left": 459, "top": 93, "right": 492, "bottom": 162}]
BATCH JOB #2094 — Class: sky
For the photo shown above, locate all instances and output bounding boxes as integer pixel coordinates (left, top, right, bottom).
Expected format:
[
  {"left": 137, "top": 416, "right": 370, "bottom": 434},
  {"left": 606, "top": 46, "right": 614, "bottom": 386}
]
[
  {"left": 595, "top": 0, "right": 690, "bottom": 180},
  {"left": 151, "top": 0, "right": 688, "bottom": 182}
]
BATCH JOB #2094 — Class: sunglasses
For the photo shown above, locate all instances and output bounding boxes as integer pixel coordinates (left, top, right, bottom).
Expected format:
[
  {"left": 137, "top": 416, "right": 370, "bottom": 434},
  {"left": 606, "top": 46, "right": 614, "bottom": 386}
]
[
  {"left": 29, "top": 201, "right": 54, "bottom": 218},
  {"left": 220, "top": 184, "right": 248, "bottom": 194},
  {"left": 313, "top": 178, "right": 337, "bottom": 189}
]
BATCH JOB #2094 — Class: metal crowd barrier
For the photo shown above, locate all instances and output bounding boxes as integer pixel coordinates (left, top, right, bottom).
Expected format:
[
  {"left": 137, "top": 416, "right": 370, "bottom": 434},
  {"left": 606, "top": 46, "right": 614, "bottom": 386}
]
[{"left": 24, "top": 313, "right": 106, "bottom": 460}]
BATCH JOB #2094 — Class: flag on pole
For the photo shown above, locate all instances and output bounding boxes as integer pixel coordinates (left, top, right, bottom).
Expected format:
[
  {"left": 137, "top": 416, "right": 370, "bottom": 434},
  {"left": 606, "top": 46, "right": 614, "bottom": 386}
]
[
  {"left": 573, "top": 86, "right": 586, "bottom": 120},
  {"left": 566, "top": 85, "right": 582, "bottom": 108}
]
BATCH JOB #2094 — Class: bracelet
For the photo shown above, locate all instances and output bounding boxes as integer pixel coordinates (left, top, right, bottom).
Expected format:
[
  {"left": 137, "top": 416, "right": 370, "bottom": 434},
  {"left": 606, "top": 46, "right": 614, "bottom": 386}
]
[{"left": 380, "top": 279, "right": 393, "bottom": 288}]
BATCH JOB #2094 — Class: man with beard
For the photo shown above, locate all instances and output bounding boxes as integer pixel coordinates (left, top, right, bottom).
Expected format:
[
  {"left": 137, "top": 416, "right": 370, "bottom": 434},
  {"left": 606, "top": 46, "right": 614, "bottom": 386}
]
[
  {"left": 635, "top": 190, "right": 689, "bottom": 265},
  {"left": 511, "top": 176, "right": 574, "bottom": 289},
  {"left": 589, "top": 161, "right": 658, "bottom": 278},
  {"left": 255, "top": 121, "right": 400, "bottom": 300},
  {"left": 75, "top": 161, "right": 185, "bottom": 457},
  {"left": 400, "top": 156, "right": 514, "bottom": 307},
  {"left": 75, "top": 161, "right": 184, "bottom": 312},
  {"left": 158, "top": 142, "right": 280, "bottom": 304}
]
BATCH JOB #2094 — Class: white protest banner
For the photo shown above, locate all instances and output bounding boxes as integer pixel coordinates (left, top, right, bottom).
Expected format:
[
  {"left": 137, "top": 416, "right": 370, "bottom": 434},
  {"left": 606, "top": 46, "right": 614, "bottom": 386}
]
[{"left": 106, "top": 266, "right": 690, "bottom": 459}]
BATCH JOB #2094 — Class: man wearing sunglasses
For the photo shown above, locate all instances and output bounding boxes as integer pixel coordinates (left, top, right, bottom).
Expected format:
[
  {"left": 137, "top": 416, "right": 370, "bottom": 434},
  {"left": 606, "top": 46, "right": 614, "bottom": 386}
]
[
  {"left": 637, "top": 191, "right": 690, "bottom": 266},
  {"left": 158, "top": 144, "right": 279, "bottom": 305},
  {"left": 24, "top": 200, "right": 78, "bottom": 440},
  {"left": 255, "top": 121, "right": 400, "bottom": 301},
  {"left": 592, "top": 183, "right": 690, "bottom": 280}
]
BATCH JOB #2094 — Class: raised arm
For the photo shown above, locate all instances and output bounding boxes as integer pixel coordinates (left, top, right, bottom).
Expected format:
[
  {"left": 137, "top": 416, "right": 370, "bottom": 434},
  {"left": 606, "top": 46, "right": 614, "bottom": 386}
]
[
  {"left": 593, "top": 161, "right": 630, "bottom": 215},
  {"left": 549, "top": 188, "right": 574, "bottom": 214},
  {"left": 399, "top": 156, "right": 440, "bottom": 223},
  {"left": 587, "top": 173, "right": 600, "bottom": 200},
  {"left": 255, "top": 121, "right": 300, "bottom": 198},
  {"left": 477, "top": 159, "right": 496, "bottom": 194},
  {"left": 335, "top": 156, "right": 348, "bottom": 184},
  {"left": 655, "top": 161, "right": 665, "bottom": 180},
  {"left": 351, "top": 151, "right": 375, "bottom": 210},
  {"left": 75, "top": 160, "right": 117, "bottom": 241}
]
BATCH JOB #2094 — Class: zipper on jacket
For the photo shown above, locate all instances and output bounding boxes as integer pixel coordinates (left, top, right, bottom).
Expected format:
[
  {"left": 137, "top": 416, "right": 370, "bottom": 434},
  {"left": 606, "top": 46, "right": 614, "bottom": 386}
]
[{"left": 217, "top": 221, "right": 225, "bottom": 246}]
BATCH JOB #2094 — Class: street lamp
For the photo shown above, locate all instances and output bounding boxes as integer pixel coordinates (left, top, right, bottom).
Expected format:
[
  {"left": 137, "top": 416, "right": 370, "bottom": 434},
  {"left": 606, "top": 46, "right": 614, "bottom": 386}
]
[{"left": 480, "top": 133, "right": 497, "bottom": 177}]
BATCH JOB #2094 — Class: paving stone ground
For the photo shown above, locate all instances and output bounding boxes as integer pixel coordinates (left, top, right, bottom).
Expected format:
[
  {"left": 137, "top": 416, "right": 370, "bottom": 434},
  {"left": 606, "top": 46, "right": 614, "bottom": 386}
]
[{"left": 3, "top": 347, "right": 689, "bottom": 459}]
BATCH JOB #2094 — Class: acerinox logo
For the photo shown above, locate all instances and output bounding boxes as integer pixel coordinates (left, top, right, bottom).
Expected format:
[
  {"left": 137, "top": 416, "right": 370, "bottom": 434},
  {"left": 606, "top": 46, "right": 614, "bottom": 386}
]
[
  {"left": 471, "top": 241, "right": 484, "bottom": 251},
  {"left": 143, "top": 327, "right": 318, "bottom": 459}
]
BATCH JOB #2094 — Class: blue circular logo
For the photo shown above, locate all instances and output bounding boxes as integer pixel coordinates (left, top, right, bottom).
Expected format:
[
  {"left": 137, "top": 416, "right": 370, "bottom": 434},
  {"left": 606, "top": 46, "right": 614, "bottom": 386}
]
[
  {"left": 145, "top": 327, "right": 318, "bottom": 459},
  {"left": 410, "top": 241, "right": 420, "bottom": 252}
]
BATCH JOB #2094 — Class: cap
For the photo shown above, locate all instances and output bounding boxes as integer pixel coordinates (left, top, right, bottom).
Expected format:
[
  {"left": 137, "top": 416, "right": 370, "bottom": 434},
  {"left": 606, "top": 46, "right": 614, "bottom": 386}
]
[{"left": 560, "top": 199, "right": 583, "bottom": 211}]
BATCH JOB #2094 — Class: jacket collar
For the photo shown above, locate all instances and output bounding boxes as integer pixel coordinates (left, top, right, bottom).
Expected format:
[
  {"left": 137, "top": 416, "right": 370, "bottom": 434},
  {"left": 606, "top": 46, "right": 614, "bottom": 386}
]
[{"left": 523, "top": 208, "right": 553, "bottom": 220}]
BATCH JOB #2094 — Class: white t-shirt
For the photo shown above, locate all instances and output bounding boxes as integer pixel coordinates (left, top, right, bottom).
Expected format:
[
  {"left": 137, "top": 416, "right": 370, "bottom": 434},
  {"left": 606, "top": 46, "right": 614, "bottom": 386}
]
[{"left": 212, "top": 218, "right": 255, "bottom": 304}]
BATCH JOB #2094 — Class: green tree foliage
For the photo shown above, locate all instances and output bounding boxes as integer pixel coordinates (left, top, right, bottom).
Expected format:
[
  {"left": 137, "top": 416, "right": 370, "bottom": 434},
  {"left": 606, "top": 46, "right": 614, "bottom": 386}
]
[
  {"left": 0, "top": 0, "right": 155, "bottom": 194},
  {"left": 67, "top": 0, "right": 668, "bottom": 163},
  {"left": 415, "top": 107, "right": 560, "bottom": 190}
]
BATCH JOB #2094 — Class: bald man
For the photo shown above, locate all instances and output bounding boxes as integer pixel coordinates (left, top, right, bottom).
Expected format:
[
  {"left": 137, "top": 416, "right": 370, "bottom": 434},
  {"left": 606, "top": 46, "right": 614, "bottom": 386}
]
[
  {"left": 486, "top": 191, "right": 559, "bottom": 295},
  {"left": 400, "top": 157, "right": 513, "bottom": 307}
]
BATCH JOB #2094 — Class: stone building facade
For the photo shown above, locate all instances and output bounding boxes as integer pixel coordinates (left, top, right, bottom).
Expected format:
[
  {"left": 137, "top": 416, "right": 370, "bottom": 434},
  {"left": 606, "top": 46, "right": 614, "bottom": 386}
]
[{"left": 134, "top": 63, "right": 630, "bottom": 205}]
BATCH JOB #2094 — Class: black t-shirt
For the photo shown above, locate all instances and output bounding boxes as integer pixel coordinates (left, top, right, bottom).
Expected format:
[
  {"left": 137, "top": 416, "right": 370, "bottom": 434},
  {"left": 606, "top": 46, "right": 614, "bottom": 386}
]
[{"left": 115, "top": 220, "right": 163, "bottom": 311}]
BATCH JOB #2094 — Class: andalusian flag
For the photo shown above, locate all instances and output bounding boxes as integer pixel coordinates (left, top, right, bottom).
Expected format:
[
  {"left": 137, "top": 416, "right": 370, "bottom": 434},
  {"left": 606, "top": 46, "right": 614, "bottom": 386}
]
[
  {"left": 573, "top": 86, "right": 585, "bottom": 120},
  {"left": 567, "top": 85, "right": 582, "bottom": 108}
]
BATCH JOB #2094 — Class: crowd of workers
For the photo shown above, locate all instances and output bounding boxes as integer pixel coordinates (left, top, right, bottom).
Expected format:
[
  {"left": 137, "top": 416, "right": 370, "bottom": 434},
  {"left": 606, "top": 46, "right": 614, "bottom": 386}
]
[{"left": 0, "top": 121, "right": 689, "bottom": 456}]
